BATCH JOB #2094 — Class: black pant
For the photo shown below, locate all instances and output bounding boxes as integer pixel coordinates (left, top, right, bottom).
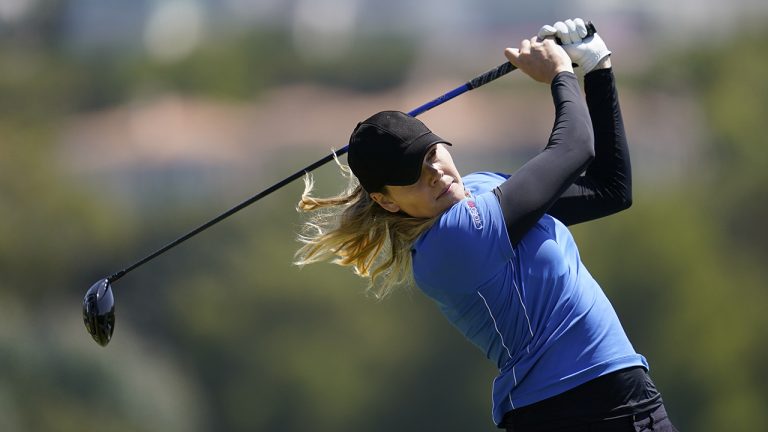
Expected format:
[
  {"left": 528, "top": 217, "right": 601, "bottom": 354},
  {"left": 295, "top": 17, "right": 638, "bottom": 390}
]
[
  {"left": 505, "top": 403, "right": 678, "bottom": 432},
  {"left": 501, "top": 368, "right": 679, "bottom": 432},
  {"left": 599, "top": 404, "right": 677, "bottom": 431}
]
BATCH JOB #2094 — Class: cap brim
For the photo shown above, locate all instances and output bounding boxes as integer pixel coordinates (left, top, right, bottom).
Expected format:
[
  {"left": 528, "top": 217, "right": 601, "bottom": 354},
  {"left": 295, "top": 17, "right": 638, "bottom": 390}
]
[{"left": 391, "top": 132, "right": 451, "bottom": 186}]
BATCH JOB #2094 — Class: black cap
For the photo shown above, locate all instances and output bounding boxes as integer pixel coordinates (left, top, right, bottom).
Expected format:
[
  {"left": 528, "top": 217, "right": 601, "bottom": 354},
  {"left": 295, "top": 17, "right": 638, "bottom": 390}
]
[{"left": 347, "top": 111, "right": 451, "bottom": 192}]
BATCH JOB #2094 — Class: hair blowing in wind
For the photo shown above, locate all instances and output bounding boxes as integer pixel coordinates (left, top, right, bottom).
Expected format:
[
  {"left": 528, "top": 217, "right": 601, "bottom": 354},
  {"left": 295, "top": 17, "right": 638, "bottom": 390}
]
[{"left": 294, "top": 159, "right": 437, "bottom": 299}]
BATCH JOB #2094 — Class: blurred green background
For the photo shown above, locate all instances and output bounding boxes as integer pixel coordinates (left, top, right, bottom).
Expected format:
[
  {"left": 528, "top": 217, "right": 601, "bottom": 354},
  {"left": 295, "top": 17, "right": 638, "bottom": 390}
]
[{"left": 2, "top": 1, "right": 767, "bottom": 431}]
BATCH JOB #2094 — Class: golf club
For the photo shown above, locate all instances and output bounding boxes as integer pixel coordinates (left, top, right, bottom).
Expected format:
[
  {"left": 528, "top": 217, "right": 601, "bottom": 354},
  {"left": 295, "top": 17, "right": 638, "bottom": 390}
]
[{"left": 83, "top": 22, "right": 597, "bottom": 346}]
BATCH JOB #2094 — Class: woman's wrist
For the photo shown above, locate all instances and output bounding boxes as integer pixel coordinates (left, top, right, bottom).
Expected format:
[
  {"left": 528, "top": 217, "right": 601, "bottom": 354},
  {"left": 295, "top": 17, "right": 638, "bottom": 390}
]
[
  {"left": 552, "top": 70, "right": 578, "bottom": 84},
  {"left": 591, "top": 56, "right": 611, "bottom": 71}
]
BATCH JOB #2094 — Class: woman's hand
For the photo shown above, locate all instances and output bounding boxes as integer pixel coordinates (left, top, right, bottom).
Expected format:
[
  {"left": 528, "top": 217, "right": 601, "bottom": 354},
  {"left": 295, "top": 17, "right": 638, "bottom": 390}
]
[
  {"left": 504, "top": 37, "right": 574, "bottom": 84},
  {"left": 538, "top": 18, "right": 612, "bottom": 75}
]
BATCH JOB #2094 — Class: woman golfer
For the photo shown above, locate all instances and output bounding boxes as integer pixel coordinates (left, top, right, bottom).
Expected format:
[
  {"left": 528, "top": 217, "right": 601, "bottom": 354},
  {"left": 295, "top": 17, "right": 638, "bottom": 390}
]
[{"left": 296, "top": 19, "right": 677, "bottom": 431}]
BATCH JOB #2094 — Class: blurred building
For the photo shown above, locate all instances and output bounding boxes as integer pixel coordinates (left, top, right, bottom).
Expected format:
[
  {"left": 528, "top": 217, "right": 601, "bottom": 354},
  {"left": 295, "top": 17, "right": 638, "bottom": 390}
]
[{"left": 44, "top": 0, "right": 742, "bottom": 206}]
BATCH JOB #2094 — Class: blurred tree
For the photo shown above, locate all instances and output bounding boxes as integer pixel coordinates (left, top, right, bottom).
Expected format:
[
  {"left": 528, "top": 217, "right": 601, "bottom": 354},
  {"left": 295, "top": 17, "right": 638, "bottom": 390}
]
[
  {"left": 65, "top": 29, "right": 416, "bottom": 112},
  {"left": 697, "top": 30, "right": 768, "bottom": 263},
  {"left": 647, "top": 26, "right": 768, "bottom": 263},
  {"left": 0, "top": 119, "right": 135, "bottom": 302}
]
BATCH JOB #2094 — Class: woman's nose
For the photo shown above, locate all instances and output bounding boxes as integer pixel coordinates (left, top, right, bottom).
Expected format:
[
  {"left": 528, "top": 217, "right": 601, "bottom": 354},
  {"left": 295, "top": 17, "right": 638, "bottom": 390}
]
[{"left": 425, "top": 163, "right": 442, "bottom": 184}]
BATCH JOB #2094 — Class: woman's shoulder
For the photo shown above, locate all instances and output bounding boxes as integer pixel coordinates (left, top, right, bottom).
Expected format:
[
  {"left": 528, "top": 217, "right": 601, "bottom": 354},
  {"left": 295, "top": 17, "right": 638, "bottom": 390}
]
[
  {"left": 412, "top": 172, "right": 510, "bottom": 255},
  {"left": 413, "top": 188, "right": 509, "bottom": 260},
  {"left": 412, "top": 189, "right": 514, "bottom": 292},
  {"left": 463, "top": 171, "right": 509, "bottom": 196}
]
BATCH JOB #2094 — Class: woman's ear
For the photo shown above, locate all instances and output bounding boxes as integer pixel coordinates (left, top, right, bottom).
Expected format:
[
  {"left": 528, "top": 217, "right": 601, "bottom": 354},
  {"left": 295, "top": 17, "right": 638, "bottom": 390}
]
[{"left": 370, "top": 192, "right": 401, "bottom": 213}]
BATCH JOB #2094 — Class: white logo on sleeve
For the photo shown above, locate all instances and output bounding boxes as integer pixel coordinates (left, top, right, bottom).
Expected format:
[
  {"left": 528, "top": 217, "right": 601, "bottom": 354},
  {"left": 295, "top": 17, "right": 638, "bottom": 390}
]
[{"left": 466, "top": 200, "right": 483, "bottom": 230}]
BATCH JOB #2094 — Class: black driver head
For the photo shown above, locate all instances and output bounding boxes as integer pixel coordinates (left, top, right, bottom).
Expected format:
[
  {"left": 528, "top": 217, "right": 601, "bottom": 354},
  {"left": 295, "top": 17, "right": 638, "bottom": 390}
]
[{"left": 83, "top": 278, "right": 115, "bottom": 346}]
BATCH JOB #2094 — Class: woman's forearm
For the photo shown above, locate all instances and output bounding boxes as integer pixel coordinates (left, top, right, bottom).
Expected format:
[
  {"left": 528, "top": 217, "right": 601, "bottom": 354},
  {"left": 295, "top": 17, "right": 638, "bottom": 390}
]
[
  {"left": 493, "top": 71, "right": 595, "bottom": 245},
  {"left": 546, "top": 67, "right": 632, "bottom": 226}
]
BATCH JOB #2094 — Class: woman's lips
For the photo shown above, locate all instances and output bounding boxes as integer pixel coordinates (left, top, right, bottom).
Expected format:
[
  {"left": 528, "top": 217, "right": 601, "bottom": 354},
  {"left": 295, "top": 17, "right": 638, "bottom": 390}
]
[{"left": 437, "top": 182, "right": 453, "bottom": 200}]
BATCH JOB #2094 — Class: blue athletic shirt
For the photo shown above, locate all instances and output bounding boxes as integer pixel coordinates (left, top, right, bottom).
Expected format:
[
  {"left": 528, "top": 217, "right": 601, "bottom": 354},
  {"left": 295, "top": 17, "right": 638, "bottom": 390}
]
[{"left": 411, "top": 171, "right": 648, "bottom": 425}]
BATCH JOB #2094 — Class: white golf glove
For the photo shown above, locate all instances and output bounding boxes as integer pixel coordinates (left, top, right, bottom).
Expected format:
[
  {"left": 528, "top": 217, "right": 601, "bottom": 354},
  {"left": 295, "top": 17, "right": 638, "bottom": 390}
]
[{"left": 538, "top": 18, "right": 610, "bottom": 74}]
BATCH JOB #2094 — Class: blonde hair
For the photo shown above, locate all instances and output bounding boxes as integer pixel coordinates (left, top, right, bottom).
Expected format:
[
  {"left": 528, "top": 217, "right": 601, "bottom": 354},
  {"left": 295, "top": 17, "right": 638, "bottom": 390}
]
[{"left": 294, "top": 157, "right": 437, "bottom": 298}]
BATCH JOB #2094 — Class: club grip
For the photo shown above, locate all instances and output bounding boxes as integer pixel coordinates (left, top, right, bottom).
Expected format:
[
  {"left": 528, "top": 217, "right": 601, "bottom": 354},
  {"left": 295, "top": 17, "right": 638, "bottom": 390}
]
[{"left": 467, "top": 62, "right": 517, "bottom": 89}]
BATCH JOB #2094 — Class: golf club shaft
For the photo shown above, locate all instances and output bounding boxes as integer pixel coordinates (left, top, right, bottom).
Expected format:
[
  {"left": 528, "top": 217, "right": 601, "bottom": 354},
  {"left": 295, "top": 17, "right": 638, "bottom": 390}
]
[
  {"left": 108, "top": 14, "right": 598, "bottom": 283},
  {"left": 106, "top": 61, "right": 519, "bottom": 283}
]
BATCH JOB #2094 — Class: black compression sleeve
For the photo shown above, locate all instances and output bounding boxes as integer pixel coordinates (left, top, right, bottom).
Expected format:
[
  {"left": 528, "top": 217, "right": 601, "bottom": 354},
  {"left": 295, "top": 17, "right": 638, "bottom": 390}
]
[
  {"left": 492, "top": 72, "right": 594, "bottom": 246},
  {"left": 546, "top": 68, "right": 632, "bottom": 225}
]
